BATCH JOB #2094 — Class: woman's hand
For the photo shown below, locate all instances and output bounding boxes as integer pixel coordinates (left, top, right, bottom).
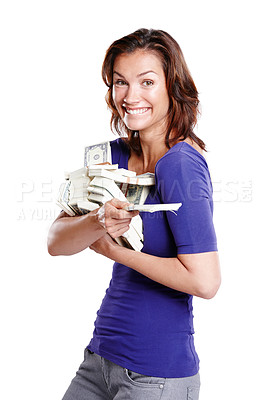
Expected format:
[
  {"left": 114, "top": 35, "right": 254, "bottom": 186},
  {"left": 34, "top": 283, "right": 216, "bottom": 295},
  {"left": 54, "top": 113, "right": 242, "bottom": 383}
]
[
  {"left": 96, "top": 198, "right": 139, "bottom": 238},
  {"left": 90, "top": 233, "right": 120, "bottom": 258}
]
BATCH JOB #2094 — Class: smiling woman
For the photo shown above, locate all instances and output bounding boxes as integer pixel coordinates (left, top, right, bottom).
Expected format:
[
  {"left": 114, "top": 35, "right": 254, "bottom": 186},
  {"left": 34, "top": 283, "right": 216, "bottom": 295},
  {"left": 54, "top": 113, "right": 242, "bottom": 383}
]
[
  {"left": 102, "top": 28, "right": 204, "bottom": 157},
  {"left": 112, "top": 51, "right": 170, "bottom": 136},
  {"left": 48, "top": 28, "right": 220, "bottom": 400}
]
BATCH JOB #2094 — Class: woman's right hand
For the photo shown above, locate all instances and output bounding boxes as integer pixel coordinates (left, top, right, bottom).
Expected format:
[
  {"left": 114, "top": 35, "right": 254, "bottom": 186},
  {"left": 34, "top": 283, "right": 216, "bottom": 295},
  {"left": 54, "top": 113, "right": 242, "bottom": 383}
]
[
  {"left": 95, "top": 198, "right": 139, "bottom": 239},
  {"left": 47, "top": 199, "right": 139, "bottom": 256}
]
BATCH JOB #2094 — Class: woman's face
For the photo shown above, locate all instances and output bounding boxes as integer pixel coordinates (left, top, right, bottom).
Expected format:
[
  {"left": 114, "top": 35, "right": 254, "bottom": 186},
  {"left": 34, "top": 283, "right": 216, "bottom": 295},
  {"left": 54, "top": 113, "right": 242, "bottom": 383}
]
[{"left": 112, "top": 50, "right": 170, "bottom": 135}]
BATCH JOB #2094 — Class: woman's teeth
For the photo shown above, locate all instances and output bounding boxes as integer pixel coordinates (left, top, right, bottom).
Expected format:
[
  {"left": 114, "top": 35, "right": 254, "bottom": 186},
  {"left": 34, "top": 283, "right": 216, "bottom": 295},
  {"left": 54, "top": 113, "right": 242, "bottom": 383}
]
[{"left": 125, "top": 107, "right": 149, "bottom": 115}]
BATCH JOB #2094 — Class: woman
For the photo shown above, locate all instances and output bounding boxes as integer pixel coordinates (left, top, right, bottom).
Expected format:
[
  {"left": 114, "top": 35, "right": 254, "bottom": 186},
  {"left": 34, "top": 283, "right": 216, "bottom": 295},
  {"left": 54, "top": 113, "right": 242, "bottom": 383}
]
[{"left": 48, "top": 28, "right": 221, "bottom": 400}]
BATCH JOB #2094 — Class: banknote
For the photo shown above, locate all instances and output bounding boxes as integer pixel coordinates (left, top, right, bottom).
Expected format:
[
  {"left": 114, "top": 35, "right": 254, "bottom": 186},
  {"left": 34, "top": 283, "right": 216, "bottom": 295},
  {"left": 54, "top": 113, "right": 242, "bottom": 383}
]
[
  {"left": 117, "top": 183, "right": 146, "bottom": 205},
  {"left": 57, "top": 181, "right": 76, "bottom": 216},
  {"left": 88, "top": 167, "right": 155, "bottom": 186},
  {"left": 84, "top": 141, "right": 112, "bottom": 167},
  {"left": 57, "top": 165, "right": 145, "bottom": 249},
  {"left": 57, "top": 159, "right": 182, "bottom": 250},
  {"left": 125, "top": 203, "right": 182, "bottom": 213}
]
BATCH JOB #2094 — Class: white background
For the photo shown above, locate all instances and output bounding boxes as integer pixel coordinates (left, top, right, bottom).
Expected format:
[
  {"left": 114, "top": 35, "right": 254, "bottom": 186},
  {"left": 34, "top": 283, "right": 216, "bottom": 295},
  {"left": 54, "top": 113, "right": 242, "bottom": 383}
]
[{"left": 1, "top": 1, "right": 268, "bottom": 399}]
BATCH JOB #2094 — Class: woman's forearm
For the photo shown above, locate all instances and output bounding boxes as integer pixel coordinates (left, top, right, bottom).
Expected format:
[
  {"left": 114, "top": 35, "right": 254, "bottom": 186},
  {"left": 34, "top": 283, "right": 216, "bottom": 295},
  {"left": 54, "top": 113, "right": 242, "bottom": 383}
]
[
  {"left": 104, "top": 241, "right": 220, "bottom": 299},
  {"left": 47, "top": 211, "right": 106, "bottom": 256},
  {"left": 47, "top": 199, "right": 138, "bottom": 257},
  {"left": 110, "top": 246, "right": 199, "bottom": 295}
]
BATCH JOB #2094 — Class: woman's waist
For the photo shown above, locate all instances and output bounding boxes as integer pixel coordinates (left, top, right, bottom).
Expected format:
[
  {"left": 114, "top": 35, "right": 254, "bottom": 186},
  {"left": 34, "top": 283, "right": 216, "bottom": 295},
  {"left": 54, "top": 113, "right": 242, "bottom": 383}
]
[{"left": 96, "top": 283, "right": 194, "bottom": 335}]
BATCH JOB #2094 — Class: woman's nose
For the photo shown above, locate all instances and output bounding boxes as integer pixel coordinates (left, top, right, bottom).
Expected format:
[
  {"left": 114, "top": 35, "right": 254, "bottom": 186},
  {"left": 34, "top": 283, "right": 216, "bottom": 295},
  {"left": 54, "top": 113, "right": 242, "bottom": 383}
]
[{"left": 123, "top": 84, "right": 140, "bottom": 105}]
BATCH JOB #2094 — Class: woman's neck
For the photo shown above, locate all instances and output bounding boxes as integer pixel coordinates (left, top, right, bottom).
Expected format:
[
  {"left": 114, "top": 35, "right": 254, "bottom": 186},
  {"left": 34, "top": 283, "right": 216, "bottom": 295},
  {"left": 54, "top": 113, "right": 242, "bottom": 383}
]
[
  {"left": 128, "top": 130, "right": 168, "bottom": 174},
  {"left": 128, "top": 131, "right": 204, "bottom": 174}
]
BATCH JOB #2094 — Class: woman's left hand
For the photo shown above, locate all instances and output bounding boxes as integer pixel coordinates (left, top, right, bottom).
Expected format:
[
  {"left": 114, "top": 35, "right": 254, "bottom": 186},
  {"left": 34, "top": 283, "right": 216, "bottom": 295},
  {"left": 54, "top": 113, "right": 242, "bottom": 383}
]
[{"left": 90, "top": 233, "right": 119, "bottom": 258}]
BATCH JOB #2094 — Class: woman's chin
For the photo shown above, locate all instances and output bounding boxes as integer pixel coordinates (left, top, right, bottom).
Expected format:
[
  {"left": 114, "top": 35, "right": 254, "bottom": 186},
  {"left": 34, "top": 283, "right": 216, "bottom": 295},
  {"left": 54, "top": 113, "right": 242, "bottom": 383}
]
[{"left": 124, "top": 120, "right": 147, "bottom": 132}]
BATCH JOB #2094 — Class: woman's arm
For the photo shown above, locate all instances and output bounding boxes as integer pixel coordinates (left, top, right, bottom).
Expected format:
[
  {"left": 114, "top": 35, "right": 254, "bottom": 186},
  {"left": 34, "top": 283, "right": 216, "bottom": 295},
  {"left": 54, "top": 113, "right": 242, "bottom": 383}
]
[
  {"left": 47, "top": 199, "right": 139, "bottom": 256},
  {"left": 90, "top": 235, "right": 221, "bottom": 299},
  {"left": 47, "top": 210, "right": 105, "bottom": 256}
]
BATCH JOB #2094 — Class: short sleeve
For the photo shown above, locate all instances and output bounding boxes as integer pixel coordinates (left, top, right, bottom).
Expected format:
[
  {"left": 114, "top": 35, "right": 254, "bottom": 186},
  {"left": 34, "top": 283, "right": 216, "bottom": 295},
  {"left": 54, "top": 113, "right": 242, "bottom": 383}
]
[{"left": 155, "top": 152, "right": 218, "bottom": 254}]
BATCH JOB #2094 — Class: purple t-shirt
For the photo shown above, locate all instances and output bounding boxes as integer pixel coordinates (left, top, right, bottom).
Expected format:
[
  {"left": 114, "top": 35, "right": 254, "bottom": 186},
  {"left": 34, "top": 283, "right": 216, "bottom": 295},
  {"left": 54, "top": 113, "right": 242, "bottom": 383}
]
[{"left": 88, "top": 138, "right": 217, "bottom": 378}]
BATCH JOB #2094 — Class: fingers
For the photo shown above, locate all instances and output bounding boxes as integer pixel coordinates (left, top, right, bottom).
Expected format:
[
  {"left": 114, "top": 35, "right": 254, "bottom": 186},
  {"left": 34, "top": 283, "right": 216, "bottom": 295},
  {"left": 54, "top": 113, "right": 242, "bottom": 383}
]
[
  {"left": 105, "top": 199, "right": 139, "bottom": 221},
  {"left": 109, "top": 198, "right": 128, "bottom": 207},
  {"left": 109, "top": 224, "right": 131, "bottom": 238},
  {"left": 105, "top": 217, "right": 131, "bottom": 227},
  {"left": 105, "top": 216, "right": 132, "bottom": 238},
  {"left": 95, "top": 199, "right": 139, "bottom": 236}
]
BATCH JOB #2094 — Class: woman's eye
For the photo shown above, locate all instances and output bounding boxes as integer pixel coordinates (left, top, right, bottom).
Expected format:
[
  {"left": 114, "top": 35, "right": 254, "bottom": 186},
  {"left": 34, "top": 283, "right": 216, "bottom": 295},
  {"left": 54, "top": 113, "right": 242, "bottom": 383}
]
[
  {"left": 114, "top": 79, "right": 127, "bottom": 86},
  {"left": 142, "top": 80, "right": 154, "bottom": 87}
]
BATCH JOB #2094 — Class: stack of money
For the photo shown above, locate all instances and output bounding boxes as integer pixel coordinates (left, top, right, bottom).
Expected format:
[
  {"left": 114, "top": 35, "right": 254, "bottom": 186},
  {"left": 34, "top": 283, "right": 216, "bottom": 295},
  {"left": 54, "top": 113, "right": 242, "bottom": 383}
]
[
  {"left": 57, "top": 141, "right": 182, "bottom": 251},
  {"left": 57, "top": 168, "right": 94, "bottom": 216},
  {"left": 57, "top": 164, "right": 155, "bottom": 251}
]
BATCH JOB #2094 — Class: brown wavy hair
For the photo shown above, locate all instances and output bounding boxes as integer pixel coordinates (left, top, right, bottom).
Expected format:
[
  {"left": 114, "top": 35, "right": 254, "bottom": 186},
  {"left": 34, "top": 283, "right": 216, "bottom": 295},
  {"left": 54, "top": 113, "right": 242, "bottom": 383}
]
[{"left": 102, "top": 28, "right": 205, "bottom": 154}]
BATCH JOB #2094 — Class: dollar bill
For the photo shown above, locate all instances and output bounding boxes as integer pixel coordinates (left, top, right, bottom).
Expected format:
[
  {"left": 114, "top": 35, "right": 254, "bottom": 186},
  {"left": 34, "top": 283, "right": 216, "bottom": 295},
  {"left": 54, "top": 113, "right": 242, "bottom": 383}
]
[
  {"left": 57, "top": 157, "right": 183, "bottom": 251},
  {"left": 88, "top": 167, "right": 155, "bottom": 186},
  {"left": 56, "top": 181, "right": 76, "bottom": 216},
  {"left": 125, "top": 203, "right": 182, "bottom": 213},
  {"left": 117, "top": 183, "right": 149, "bottom": 205},
  {"left": 84, "top": 141, "right": 112, "bottom": 167}
]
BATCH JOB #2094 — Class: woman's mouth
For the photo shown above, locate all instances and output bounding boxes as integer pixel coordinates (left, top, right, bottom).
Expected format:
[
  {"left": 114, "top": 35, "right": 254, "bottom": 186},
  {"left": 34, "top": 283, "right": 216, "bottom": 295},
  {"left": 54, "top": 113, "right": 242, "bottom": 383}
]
[{"left": 124, "top": 107, "right": 150, "bottom": 115}]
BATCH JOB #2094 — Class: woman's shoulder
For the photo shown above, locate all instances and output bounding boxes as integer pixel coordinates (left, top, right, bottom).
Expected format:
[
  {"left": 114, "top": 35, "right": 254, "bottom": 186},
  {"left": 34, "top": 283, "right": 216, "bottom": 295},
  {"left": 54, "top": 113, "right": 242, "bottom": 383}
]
[
  {"left": 155, "top": 142, "right": 213, "bottom": 196},
  {"left": 156, "top": 141, "right": 208, "bottom": 174}
]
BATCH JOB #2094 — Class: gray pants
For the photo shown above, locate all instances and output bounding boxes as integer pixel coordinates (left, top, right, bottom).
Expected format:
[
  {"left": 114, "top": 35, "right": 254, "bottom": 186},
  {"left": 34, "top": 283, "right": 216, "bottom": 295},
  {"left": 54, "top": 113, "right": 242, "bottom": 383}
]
[{"left": 62, "top": 349, "right": 200, "bottom": 400}]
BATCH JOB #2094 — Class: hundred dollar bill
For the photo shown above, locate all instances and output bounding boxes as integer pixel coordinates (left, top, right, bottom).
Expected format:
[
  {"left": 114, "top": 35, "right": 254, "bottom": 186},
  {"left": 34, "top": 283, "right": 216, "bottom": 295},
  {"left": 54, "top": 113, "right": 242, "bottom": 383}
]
[
  {"left": 84, "top": 141, "right": 112, "bottom": 167},
  {"left": 117, "top": 183, "right": 149, "bottom": 205},
  {"left": 125, "top": 203, "right": 182, "bottom": 213}
]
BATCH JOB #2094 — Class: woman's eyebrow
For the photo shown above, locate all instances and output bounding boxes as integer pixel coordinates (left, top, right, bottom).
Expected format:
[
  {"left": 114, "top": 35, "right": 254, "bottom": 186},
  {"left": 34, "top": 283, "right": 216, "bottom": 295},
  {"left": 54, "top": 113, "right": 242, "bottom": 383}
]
[
  {"left": 113, "top": 70, "right": 158, "bottom": 78},
  {"left": 137, "top": 70, "right": 158, "bottom": 77},
  {"left": 113, "top": 71, "right": 125, "bottom": 78}
]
